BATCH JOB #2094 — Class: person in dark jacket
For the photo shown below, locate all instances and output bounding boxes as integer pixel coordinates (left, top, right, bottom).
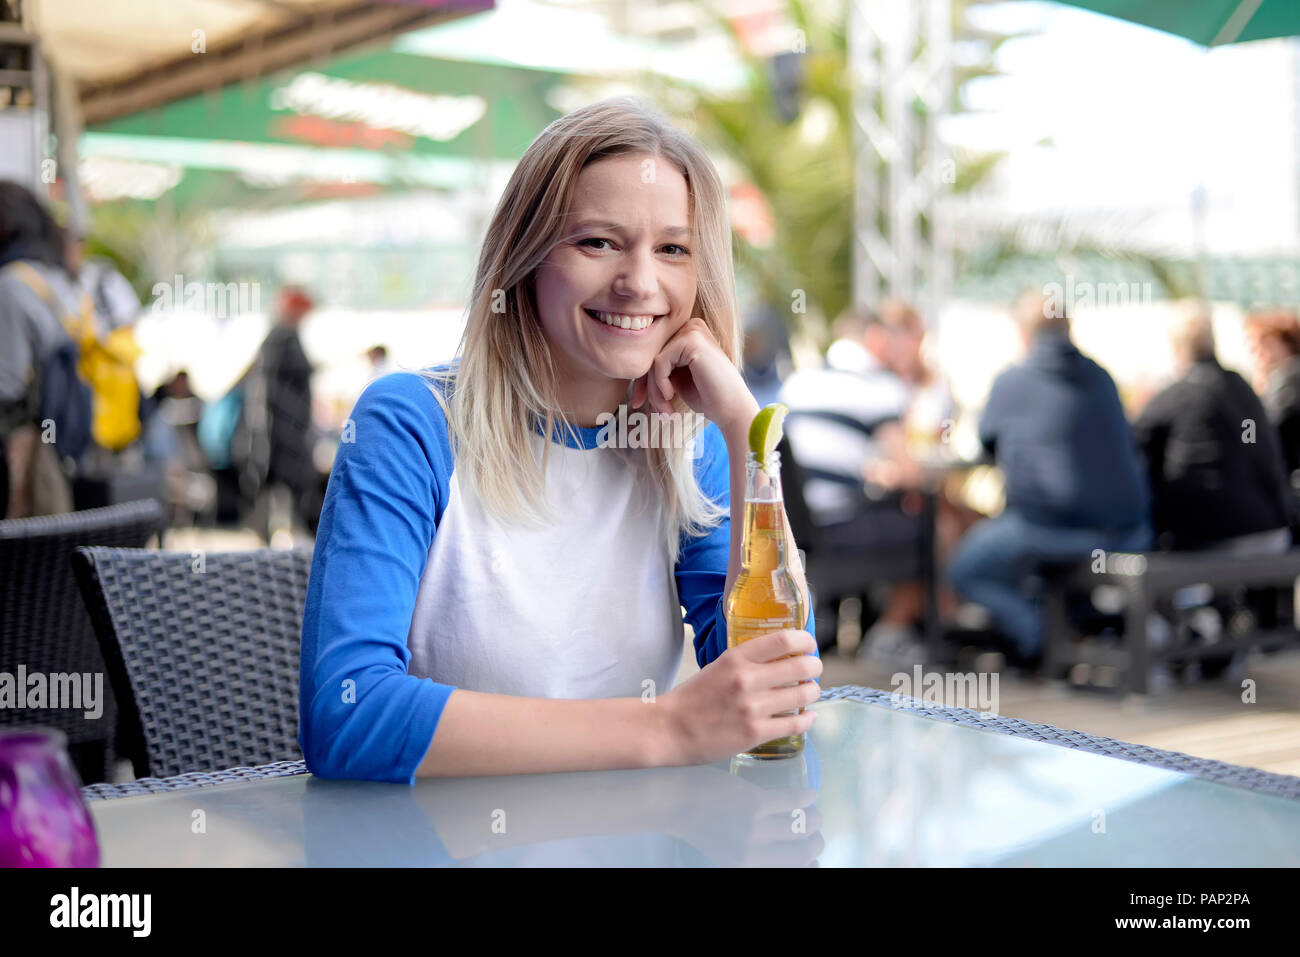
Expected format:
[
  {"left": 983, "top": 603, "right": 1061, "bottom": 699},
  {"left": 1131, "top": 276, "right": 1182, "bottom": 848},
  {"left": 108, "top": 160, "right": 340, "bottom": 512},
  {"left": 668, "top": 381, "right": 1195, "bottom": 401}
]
[
  {"left": 1134, "top": 304, "right": 1292, "bottom": 553},
  {"left": 1245, "top": 307, "right": 1300, "bottom": 496},
  {"left": 254, "top": 286, "right": 318, "bottom": 540},
  {"left": 947, "top": 291, "right": 1152, "bottom": 663},
  {"left": 0, "top": 181, "right": 80, "bottom": 517}
]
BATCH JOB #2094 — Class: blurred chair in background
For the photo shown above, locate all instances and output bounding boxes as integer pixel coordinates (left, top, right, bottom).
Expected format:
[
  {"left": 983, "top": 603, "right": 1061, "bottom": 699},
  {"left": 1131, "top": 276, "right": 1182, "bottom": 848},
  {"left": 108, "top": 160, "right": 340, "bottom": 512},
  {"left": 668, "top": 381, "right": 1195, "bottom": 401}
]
[{"left": 0, "top": 499, "right": 165, "bottom": 783}]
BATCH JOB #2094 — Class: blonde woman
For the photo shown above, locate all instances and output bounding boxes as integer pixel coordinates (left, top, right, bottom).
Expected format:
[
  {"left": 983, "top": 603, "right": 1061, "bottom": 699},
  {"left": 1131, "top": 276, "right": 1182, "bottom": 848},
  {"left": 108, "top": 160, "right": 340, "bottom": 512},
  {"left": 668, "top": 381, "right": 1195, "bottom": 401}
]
[{"left": 299, "top": 98, "right": 821, "bottom": 782}]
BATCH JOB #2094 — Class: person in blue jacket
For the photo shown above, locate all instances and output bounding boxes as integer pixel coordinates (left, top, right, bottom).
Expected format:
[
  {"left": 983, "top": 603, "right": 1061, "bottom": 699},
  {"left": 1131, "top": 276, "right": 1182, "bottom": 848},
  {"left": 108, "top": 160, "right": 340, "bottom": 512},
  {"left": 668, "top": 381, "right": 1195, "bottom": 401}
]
[
  {"left": 299, "top": 97, "right": 822, "bottom": 783},
  {"left": 948, "top": 291, "right": 1152, "bottom": 666}
]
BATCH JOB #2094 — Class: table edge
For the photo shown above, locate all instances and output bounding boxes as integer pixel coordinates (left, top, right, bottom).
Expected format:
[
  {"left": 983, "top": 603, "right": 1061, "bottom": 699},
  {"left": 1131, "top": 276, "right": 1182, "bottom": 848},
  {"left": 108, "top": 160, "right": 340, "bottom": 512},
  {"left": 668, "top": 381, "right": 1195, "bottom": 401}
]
[
  {"left": 81, "top": 685, "right": 1300, "bottom": 803},
  {"left": 821, "top": 684, "right": 1300, "bottom": 802}
]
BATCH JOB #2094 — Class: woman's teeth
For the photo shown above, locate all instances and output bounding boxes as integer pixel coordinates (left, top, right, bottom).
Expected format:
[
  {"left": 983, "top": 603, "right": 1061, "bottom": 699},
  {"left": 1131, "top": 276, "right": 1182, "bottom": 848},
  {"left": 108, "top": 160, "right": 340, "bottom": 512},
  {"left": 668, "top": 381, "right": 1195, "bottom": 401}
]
[{"left": 587, "top": 309, "right": 656, "bottom": 331}]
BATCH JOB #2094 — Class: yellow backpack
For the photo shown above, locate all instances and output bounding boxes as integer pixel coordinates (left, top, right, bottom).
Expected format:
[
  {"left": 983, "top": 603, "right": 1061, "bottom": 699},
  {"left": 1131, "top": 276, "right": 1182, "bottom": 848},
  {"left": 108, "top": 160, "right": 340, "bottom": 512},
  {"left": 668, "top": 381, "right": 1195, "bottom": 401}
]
[{"left": 8, "top": 261, "right": 142, "bottom": 452}]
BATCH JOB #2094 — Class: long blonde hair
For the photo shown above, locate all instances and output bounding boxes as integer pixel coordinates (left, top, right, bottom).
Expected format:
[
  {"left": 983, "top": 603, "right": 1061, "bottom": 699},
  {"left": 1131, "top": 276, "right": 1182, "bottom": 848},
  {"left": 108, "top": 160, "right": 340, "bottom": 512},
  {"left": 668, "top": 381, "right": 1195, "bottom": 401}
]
[{"left": 422, "top": 97, "right": 741, "bottom": 564}]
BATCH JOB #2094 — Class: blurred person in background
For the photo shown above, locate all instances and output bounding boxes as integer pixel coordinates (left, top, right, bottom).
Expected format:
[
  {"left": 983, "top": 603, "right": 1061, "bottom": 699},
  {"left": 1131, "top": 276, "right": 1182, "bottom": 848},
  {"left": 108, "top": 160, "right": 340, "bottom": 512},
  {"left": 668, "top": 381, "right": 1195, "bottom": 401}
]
[
  {"left": 740, "top": 302, "right": 793, "bottom": 408},
  {"left": 946, "top": 291, "right": 1152, "bottom": 668},
  {"left": 860, "top": 301, "right": 982, "bottom": 654},
  {"left": 885, "top": 300, "right": 956, "bottom": 449},
  {"left": 778, "top": 305, "right": 928, "bottom": 661},
  {"left": 252, "top": 285, "right": 319, "bottom": 544},
  {"left": 1134, "top": 303, "right": 1292, "bottom": 554},
  {"left": 1134, "top": 305, "right": 1294, "bottom": 680},
  {"left": 0, "top": 181, "right": 82, "bottom": 517},
  {"left": 1244, "top": 307, "right": 1300, "bottom": 497},
  {"left": 862, "top": 300, "right": 958, "bottom": 480},
  {"left": 367, "top": 344, "right": 394, "bottom": 381},
  {"left": 59, "top": 222, "right": 151, "bottom": 483},
  {"left": 141, "top": 369, "right": 211, "bottom": 524},
  {"left": 780, "top": 305, "right": 913, "bottom": 524},
  {"left": 62, "top": 225, "right": 140, "bottom": 331},
  {"left": 879, "top": 300, "right": 925, "bottom": 381}
]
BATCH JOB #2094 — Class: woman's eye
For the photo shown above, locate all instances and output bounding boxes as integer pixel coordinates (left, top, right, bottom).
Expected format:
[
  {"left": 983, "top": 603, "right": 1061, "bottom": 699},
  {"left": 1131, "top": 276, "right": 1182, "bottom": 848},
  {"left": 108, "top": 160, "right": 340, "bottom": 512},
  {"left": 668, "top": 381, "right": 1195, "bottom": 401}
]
[{"left": 577, "top": 238, "right": 688, "bottom": 256}]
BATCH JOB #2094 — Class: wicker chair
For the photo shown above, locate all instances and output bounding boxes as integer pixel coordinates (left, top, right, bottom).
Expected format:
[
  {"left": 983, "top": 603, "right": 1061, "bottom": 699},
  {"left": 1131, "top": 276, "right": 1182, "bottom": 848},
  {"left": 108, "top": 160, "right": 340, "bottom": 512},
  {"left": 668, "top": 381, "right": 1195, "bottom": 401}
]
[
  {"left": 0, "top": 500, "right": 166, "bottom": 784},
  {"left": 72, "top": 546, "right": 311, "bottom": 780}
]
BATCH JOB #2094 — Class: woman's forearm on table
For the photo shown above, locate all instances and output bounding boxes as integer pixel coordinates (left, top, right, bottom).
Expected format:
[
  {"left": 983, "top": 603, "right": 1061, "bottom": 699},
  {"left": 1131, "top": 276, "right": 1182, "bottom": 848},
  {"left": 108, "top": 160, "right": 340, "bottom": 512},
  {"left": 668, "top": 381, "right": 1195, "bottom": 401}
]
[{"left": 414, "top": 688, "right": 675, "bottom": 777}]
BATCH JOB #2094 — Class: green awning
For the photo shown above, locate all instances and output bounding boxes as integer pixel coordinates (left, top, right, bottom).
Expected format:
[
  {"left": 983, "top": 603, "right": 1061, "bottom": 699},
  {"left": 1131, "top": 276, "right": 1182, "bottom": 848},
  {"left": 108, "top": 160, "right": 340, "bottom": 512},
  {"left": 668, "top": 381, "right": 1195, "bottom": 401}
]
[
  {"left": 88, "top": 50, "right": 565, "bottom": 160},
  {"left": 1052, "top": 0, "right": 1300, "bottom": 46},
  {"left": 78, "top": 46, "right": 566, "bottom": 208}
]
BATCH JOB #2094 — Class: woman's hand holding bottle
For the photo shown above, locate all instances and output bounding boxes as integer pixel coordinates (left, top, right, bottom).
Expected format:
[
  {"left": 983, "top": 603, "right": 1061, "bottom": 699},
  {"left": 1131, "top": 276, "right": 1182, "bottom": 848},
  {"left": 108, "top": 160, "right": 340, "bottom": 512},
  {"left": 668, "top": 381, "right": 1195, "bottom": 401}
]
[{"left": 657, "top": 629, "right": 821, "bottom": 766}]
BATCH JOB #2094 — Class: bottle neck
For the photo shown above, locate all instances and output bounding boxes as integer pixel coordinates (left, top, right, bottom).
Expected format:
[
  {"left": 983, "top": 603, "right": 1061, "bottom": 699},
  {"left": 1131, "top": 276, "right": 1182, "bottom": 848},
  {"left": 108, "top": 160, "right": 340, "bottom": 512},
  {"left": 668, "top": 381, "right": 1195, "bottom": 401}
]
[
  {"left": 744, "top": 450, "right": 785, "bottom": 502},
  {"left": 741, "top": 451, "right": 791, "bottom": 571}
]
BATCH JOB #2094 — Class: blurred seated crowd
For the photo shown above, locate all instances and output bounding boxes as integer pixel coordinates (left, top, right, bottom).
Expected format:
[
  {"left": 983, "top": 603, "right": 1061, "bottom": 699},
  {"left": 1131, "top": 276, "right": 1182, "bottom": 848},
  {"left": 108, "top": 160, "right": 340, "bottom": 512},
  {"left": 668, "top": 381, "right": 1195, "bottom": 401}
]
[
  {"left": 770, "top": 292, "right": 1300, "bottom": 678},
  {"left": 0, "top": 180, "right": 329, "bottom": 544},
  {"left": 6, "top": 174, "right": 1300, "bottom": 682}
]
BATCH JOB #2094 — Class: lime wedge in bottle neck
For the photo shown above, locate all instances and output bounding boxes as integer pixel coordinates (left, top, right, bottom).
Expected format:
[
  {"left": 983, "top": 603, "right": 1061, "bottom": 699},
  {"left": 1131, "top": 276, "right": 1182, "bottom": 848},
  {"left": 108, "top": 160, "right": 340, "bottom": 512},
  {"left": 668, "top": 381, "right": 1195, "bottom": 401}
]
[{"left": 747, "top": 403, "right": 788, "bottom": 472}]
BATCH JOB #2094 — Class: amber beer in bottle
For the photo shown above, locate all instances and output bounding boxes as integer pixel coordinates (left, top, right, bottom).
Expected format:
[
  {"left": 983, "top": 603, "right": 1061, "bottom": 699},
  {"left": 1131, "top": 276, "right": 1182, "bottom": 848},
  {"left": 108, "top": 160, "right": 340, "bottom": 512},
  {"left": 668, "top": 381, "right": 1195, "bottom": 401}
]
[{"left": 725, "top": 449, "right": 808, "bottom": 759}]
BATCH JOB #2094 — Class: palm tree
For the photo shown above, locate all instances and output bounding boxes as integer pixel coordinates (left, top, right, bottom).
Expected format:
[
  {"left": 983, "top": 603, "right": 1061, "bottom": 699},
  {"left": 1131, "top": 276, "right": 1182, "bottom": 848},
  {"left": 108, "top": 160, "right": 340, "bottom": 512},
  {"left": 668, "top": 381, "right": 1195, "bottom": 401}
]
[{"left": 628, "top": 0, "right": 1020, "bottom": 343}]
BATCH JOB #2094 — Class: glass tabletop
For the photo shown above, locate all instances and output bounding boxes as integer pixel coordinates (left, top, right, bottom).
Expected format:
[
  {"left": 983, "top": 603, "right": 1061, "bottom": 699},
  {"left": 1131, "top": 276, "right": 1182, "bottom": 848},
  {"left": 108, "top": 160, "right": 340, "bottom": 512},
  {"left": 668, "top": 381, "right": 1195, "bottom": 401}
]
[{"left": 88, "top": 698, "right": 1300, "bottom": 866}]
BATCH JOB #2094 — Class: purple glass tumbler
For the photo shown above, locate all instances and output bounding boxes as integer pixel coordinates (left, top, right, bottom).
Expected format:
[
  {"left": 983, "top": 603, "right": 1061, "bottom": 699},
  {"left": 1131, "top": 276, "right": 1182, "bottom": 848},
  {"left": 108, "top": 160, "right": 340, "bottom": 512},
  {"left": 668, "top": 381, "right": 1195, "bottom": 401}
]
[{"left": 0, "top": 728, "right": 100, "bottom": 867}]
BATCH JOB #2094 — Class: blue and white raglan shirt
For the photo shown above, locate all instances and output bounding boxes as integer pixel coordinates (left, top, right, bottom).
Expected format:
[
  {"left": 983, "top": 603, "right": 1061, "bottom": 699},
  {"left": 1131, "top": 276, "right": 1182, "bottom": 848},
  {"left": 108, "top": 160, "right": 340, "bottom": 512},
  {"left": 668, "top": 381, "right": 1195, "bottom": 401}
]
[{"left": 298, "top": 366, "right": 818, "bottom": 784}]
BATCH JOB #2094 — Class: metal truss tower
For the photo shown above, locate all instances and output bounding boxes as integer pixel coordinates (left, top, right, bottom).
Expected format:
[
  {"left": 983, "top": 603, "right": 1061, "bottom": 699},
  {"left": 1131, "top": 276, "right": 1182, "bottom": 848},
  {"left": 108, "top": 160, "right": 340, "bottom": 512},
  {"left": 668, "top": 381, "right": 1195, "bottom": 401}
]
[{"left": 848, "top": 0, "right": 953, "bottom": 319}]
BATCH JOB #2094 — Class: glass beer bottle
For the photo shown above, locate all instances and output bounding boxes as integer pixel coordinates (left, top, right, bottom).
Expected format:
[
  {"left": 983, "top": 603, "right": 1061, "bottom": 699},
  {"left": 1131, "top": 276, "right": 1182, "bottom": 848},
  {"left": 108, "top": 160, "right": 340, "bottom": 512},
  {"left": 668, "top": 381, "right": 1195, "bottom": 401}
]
[{"left": 725, "top": 449, "right": 808, "bottom": 759}]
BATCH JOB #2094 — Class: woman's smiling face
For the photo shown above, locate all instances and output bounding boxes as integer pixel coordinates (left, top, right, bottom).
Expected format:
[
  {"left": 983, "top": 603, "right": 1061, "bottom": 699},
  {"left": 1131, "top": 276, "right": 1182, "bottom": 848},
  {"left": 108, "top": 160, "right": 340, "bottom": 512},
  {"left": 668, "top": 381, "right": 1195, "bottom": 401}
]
[{"left": 533, "top": 152, "right": 696, "bottom": 423}]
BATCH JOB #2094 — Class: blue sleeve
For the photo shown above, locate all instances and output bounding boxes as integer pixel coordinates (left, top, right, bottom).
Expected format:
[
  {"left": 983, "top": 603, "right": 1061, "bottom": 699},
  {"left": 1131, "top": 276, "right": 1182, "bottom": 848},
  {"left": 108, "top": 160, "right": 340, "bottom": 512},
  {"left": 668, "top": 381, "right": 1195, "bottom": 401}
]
[
  {"left": 676, "top": 421, "right": 819, "bottom": 672},
  {"left": 298, "top": 371, "right": 457, "bottom": 784}
]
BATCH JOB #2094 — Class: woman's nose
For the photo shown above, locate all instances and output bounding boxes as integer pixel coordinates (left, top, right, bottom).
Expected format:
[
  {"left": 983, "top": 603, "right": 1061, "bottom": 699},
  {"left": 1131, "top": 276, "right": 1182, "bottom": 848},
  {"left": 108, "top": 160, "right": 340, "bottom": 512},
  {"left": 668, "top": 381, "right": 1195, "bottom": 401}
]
[{"left": 613, "top": 248, "right": 658, "bottom": 301}]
